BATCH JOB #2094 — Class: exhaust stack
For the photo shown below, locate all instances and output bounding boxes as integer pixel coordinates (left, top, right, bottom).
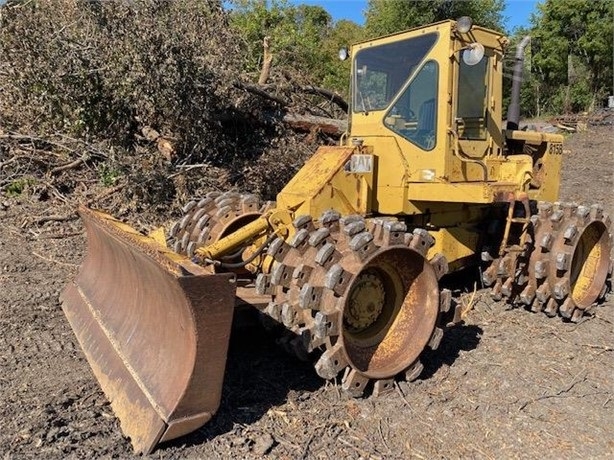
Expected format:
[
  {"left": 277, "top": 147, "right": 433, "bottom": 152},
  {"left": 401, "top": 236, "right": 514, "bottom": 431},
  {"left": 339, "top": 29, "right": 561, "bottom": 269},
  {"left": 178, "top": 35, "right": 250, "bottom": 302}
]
[{"left": 506, "top": 35, "right": 531, "bottom": 131}]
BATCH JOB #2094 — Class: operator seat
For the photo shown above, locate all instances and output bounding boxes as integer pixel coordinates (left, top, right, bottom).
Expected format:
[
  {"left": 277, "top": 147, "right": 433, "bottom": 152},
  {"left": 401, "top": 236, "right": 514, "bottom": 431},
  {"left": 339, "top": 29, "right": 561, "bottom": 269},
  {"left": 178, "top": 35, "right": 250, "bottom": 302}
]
[{"left": 416, "top": 98, "right": 436, "bottom": 149}]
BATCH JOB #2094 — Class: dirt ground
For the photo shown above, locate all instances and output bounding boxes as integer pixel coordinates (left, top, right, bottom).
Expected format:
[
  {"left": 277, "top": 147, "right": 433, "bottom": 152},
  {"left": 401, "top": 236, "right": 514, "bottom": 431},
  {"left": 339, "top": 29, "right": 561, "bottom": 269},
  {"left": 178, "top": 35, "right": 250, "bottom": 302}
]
[{"left": 1, "top": 125, "right": 613, "bottom": 459}]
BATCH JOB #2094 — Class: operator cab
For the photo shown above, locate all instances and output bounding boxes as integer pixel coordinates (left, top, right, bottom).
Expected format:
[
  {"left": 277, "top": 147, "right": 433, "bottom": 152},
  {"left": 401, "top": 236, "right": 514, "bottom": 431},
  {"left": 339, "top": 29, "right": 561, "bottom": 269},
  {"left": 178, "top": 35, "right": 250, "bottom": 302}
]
[{"left": 346, "top": 19, "right": 509, "bottom": 196}]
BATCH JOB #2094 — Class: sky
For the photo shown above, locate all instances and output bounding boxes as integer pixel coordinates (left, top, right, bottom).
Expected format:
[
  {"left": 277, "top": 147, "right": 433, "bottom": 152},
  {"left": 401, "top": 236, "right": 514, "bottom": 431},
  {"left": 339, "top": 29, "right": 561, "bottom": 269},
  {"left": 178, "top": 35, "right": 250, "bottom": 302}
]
[
  {"left": 0, "top": 0, "right": 538, "bottom": 30},
  {"left": 291, "top": 0, "right": 538, "bottom": 31}
]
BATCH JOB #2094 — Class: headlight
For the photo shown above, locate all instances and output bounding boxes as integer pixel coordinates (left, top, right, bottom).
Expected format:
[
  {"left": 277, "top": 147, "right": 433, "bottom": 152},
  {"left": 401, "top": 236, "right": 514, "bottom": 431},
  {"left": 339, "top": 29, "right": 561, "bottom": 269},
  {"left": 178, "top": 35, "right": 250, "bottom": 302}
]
[
  {"left": 456, "top": 16, "right": 473, "bottom": 34},
  {"left": 462, "top": 42, "right": 485, "bottom": 66}
]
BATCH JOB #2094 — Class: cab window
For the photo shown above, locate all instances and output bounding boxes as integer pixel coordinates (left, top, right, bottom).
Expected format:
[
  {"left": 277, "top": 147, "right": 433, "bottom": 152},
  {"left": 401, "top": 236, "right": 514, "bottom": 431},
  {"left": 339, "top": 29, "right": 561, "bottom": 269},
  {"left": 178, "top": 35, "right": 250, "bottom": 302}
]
[
  {"left": 353, "top": 33, "right": 438, "bottom": 113},
  {"left": 383, "top": 61, "right": 439, "bottom": 151},
  {"left": 457, "top": 52, "right": 489, "bottom": 139}
]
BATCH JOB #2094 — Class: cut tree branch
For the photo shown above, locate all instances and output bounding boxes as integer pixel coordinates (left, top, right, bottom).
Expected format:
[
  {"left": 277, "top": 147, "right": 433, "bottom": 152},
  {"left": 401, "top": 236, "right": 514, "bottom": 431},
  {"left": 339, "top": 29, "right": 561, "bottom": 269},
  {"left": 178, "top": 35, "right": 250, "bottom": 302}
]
[
  {"left": 282, "top": 113, "right": 347, "bottom": 136},
  {"left": 233, "top": 81, "right": 349, "bottom": 112},
  {"left": 50, "top": 155, "right": 88, "bottom": 175},
  {"left": 258, "top": 36, "right": 273, "bottom": 85},
  {"left": 300, "top": 85, "right": 349, "bottom": 112},
  {"left": 233, "top": 81, "right": 288, "bottom": 106}
]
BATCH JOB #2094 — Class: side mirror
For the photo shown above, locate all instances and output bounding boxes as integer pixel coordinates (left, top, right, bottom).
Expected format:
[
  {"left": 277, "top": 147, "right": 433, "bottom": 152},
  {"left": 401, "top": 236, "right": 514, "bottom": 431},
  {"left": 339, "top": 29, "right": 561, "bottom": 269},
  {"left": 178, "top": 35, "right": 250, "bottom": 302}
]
[{"left": 356, "top": 65, "right": 367, "bottom": 77}]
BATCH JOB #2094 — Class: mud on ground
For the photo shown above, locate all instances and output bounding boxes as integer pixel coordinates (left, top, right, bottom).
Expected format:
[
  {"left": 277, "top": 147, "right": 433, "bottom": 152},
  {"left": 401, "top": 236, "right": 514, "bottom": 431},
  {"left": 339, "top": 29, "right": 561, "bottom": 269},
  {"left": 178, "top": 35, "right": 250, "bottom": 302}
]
[{"left": 1, "top": 125, "right": 613, "bottom": 459}]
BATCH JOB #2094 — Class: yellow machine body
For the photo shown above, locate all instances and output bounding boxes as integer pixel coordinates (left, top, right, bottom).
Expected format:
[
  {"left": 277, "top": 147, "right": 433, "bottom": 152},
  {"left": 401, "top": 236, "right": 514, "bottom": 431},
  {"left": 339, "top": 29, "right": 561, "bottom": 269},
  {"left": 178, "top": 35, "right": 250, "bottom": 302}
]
[{"left": 277, "top": 20, "right": 564, "bottom": 268}]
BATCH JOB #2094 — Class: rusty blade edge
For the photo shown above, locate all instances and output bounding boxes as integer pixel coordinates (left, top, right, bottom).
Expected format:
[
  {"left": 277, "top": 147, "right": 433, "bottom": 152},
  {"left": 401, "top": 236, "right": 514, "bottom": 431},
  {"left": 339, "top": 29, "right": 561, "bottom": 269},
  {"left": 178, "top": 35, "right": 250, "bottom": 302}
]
[{"left": 61, "top": 207, "right": 237, "bottom": 453}]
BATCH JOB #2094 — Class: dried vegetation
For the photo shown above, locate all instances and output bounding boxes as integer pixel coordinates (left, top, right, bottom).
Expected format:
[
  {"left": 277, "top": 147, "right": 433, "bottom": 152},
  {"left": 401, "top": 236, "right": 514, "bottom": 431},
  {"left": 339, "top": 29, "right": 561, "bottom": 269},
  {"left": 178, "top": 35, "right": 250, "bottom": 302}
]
[{"left": 0, "top": 0, "right": 342, "bottom": 223}]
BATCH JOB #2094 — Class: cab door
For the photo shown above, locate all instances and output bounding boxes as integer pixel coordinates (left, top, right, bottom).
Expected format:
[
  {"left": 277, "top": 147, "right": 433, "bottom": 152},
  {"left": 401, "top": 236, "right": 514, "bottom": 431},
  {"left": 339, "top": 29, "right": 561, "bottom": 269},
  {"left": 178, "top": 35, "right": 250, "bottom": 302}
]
[
  {"left": 449, "top": 45, "right": 501, "bottom": 182},
  {"left": 454, "top": 48, "right": 492, "bottom": 161}
]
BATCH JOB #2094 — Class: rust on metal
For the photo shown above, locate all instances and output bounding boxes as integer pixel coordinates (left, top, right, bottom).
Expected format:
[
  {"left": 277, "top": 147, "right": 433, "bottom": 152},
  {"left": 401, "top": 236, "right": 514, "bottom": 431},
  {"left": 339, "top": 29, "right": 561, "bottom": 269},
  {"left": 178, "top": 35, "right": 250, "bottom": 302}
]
[
  {"left": 548, "top": 204, "right": 611, "bottom": 313},
  {"left": 261, "top": 213, "right": 446, "bottom": 394},
  {"left": 340, "top": 246, "right": 440, "bottom": 380},
  {"left": 60, "top": 207, "right": 236, "bottom": 454},
  {"left": 489, "top": 201, "right": 611, "bottom": 322}
]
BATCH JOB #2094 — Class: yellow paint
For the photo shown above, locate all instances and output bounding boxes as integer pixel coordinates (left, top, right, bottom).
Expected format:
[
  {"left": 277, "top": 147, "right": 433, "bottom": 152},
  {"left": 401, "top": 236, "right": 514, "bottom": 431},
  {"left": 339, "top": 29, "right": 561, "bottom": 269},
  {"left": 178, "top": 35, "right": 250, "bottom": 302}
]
[
  {"left": 194, "top": 209, "right": 296, "bottom": 269},
  {"left": 506, "top": 130, "right": 563, "bottom": 144},
  {"left": 148, "top": 227, "right": 167, "bottom": 248},
  {"left": 195, "top": 216, "right": 270, "bottom": 260},
  {"left": 527, "top": 140, "right": 563, "bottom": 203},
  {"left": 200, "top": 19, "right": 563, "bottom": 269},
  {"left": 571, "top": 225, "right": 602, "bottom": 304},
  {"left": 427, "top": 227, "right": 479, "bottom": 271},
  {"left": 276, "top": 145, "right": 374, "bottom": 218}
]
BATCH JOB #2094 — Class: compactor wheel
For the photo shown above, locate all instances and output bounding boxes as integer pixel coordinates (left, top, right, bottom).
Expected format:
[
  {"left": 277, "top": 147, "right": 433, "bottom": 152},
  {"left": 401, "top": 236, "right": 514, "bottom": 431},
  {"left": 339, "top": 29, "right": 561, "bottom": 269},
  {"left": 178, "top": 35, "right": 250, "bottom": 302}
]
[
  {"left": 256, "top": 213, "right": 451, "bottom": 396},
  {"left": 169, "top": 191, "right": 274, "bottom": 259},
  {"left": 485, "top": 201, "right": 612, "bottom": 322}
]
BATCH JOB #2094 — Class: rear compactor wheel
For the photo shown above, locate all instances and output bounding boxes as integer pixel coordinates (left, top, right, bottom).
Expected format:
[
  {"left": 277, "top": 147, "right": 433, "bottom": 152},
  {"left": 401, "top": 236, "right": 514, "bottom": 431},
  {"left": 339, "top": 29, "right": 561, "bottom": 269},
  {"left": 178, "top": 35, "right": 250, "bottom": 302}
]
[
  {"left": 519, "top": 202, "right": 612, "bottom": 321},
  {"left": 169, "top": 191, "right": 274, "bottom": 260},
  {"left": 256, "top": 212, "right": 451, "bottom": 396},
  {"left": 484, "top": 201, "right": 612, "bottom": 322}
]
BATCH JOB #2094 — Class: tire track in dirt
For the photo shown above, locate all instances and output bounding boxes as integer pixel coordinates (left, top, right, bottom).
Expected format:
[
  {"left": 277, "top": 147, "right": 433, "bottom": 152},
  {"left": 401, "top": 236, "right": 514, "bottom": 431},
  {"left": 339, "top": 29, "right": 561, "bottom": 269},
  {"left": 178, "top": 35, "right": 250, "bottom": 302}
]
[{"left": 1, "top": 125, "right": 613, "bottom": 459}]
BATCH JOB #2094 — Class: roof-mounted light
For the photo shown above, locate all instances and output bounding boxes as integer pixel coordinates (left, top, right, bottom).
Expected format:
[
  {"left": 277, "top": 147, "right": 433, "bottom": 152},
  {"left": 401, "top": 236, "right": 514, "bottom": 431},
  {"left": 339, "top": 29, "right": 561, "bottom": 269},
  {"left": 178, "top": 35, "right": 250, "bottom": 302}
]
[{"left": 456, "top": 16, "right": 473, "bottom": 34}]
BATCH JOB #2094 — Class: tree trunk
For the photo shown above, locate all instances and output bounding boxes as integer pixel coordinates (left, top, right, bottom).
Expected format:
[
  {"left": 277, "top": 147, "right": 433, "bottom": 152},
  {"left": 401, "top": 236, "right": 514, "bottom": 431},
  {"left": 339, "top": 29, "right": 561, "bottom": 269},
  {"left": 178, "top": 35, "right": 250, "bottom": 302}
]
[
  {"left": 282, "top": 113, "right": 347, "bottom": 136},
  {"left": 258, "top": 37, "right": 273, "bottom": 86}
]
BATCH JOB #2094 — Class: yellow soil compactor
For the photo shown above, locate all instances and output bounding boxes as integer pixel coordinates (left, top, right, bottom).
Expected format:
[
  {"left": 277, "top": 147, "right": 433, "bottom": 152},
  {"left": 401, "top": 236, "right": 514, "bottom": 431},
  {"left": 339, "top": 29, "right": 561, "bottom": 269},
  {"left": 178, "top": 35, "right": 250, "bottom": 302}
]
[{"left": 61, "top": 19, "right": 612, "bottom": 454}]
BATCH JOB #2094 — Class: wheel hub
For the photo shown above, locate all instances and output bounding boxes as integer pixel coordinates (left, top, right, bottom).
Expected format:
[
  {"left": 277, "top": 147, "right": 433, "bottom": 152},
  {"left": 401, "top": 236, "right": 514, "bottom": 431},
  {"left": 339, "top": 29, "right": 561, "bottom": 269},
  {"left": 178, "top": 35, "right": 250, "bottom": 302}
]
[{"left": 345, "top": 272, "right": 385, "bottom": 332}]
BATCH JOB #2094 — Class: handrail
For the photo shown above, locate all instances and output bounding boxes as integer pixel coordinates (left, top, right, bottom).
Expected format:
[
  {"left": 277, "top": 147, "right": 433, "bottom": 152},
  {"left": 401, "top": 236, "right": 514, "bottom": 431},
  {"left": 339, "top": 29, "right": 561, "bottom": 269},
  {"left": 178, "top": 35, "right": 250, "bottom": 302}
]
[{"left": 448, "top": 127, "right": 489, "bottom": 182}]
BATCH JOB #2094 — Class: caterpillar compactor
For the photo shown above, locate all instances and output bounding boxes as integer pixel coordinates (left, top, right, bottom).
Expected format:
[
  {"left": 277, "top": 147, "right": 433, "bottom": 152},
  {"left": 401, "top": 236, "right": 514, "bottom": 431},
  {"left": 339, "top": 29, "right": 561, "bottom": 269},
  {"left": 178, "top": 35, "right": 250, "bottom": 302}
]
[{"left": 62, "top": 18, "right": 612, "bottom": 454}]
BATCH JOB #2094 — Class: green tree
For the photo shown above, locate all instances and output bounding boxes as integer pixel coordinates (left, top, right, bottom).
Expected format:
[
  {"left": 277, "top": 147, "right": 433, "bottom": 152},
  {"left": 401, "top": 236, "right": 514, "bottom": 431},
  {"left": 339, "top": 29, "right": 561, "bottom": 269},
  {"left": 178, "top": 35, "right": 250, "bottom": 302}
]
[
  {"left": 530, "top": 0, "right": 613, "bottom": 113},
  {"left": 320, "top": 20, "right": 365, "bottom": 93},
  {"left": 228, "top": 1, "right": 366, "bottom": 97},
  {"left": 365, "top": 0, "right": 505, "bottom": 36},
  {"left": 229, "top": 0, "right": 334, "bottom": 80}
]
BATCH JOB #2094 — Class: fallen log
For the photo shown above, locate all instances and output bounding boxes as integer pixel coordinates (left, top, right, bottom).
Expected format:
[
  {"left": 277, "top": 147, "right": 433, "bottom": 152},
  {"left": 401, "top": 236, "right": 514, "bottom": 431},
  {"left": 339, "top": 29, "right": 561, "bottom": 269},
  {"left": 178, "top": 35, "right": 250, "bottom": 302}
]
[
  {"left": 556, "top": 124, "right": 576, "bottom": 133},
  {"left": 282, "top": 113, "right": 347, "bottom": 136}
]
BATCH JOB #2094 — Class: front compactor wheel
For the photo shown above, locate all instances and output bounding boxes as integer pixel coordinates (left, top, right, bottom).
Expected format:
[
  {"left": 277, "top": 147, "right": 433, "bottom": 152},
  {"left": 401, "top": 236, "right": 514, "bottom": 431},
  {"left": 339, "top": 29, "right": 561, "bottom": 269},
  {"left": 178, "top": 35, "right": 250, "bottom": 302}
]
[{"left": 256, "top": 213, "right": 450, "bottom": 396}]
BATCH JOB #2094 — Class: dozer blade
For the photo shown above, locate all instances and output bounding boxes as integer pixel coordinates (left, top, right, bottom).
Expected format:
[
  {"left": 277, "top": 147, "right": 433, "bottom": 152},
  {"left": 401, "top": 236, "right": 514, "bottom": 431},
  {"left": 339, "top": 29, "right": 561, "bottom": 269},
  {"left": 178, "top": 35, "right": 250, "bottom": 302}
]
[{"left": 60, "top": 207, "right": 236, "bottom": 454}]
